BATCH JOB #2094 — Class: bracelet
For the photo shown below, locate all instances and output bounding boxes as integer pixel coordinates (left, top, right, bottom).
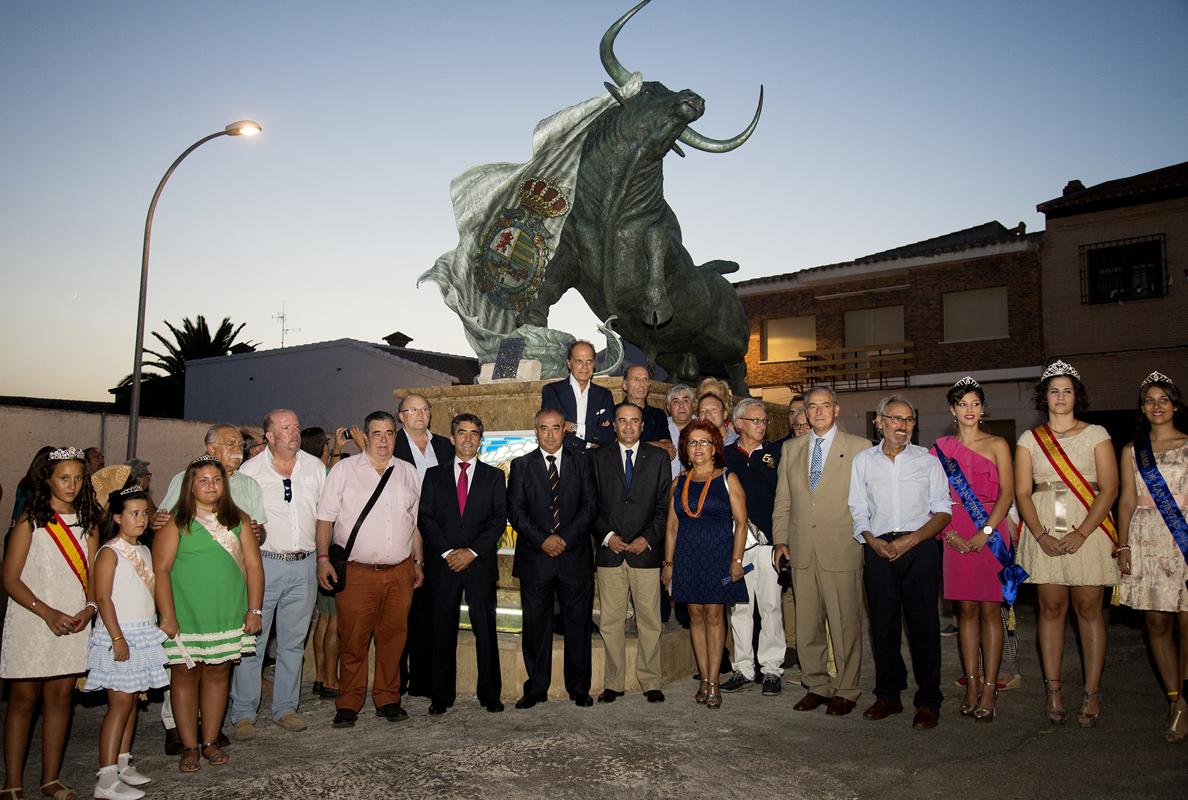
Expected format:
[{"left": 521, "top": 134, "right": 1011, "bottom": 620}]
[
  {"left": 249, "top": 608, "right": 263, "bottom": 616},
  {"left": 28, "top": 599, "right": 38, "bottom": 612},
  {"left": 413, "top": 559, "right": 424, "bottom": 566},
  {"left": 662, "top": 560, "right": 673, "bottom": 567},
  {"left": 85, "top": 601, "right": 99, "bottom": 613},
  {"left": 110, "top": 635, "right": 124, "bottom": 643},
  {"left": 316, "top": 554, "right": 329, "bottom": 562},
  {"left": 1116, "top": 545, "right": 1131, "bottom": 551}
]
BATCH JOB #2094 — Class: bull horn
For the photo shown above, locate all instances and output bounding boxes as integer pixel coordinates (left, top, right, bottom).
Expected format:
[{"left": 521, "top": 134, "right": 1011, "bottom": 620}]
[
  {"left": 679, "top": 85, "right": 764, "bottom": 153},
  {"left": 599, "top": 0, "right": 652, "bottom": 87}
]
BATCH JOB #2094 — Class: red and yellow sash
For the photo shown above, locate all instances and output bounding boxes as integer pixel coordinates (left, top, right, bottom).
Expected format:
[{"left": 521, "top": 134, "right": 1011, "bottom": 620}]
[
  {"left": 1032, "top": 425, "right": 1118, "bottom": 548},
  {"left": 45, "top": 512, "right": 88, "bottom": 591}
]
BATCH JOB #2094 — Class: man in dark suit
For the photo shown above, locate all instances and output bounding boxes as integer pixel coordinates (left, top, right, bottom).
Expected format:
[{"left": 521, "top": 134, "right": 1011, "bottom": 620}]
[
  {"left": 590, "top": 402, "right": 671, "bottom": 703},
  {"left": 622, "top": 364, "right": 671, "bottom": 447},
  {"left": 393, "top": 393, "right": 455, "bottom": 697},
  {"left": 540, "top": 340, "right": 616, "bottom": 452},
  {"left": 508, "top": 408, "right": 599, "bottom": 709},
  {"left": 418, "top": 413, "right": 507, "bottom": 715}
]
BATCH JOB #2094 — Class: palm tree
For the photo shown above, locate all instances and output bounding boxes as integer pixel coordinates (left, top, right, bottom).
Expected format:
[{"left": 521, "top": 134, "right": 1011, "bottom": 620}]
[{"left": 111, "top": 315, "right": 254, "bottom": 417}]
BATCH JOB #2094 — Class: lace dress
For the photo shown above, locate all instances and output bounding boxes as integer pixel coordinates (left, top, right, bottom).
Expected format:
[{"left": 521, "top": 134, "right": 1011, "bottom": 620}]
[{"left": 1118, "top": 441, "right": 1188, "bottom": 612}]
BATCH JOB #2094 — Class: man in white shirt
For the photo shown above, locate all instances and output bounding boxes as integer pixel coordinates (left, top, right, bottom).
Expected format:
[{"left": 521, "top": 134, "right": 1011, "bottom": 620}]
[
  {"left": 539, "top": 340, "right": 616, "bottom": 451},
  {"left": 231, "top": 409, "right": 326, "bottom": 738},
  {"left": 848, "top": 395, "right": 951, "bottom": 730},
  {"left": 316, "top": 411, "right": 423, "bottom": 728}
]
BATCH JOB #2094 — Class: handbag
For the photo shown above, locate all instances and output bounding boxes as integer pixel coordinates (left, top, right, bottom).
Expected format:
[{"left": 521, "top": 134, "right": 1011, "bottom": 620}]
[{"left": 326, "top": 466, "right": 394, "bottom": 594}]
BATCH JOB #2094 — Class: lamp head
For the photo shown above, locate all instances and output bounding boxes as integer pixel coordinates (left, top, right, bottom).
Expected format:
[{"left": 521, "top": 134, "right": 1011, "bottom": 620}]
[{"left": 225, "top": 119, "right": 262, "bottom": 137}]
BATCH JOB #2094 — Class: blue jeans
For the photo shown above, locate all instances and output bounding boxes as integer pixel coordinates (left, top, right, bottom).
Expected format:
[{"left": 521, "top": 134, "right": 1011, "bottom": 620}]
[{"left": 230, "top": 555, "right": 316, "bottom": 723}]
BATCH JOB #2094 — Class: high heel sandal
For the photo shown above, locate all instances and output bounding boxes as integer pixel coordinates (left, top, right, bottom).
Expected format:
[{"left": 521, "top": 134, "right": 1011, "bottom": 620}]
[
  {"left": 705, "top": 682, "right": 722, "bottom": 710},
  {"left": 1043, "top": 679, "right": 1065, "bottom": 725},
  {"left": 1077, "top": 690, "right": 1101, "bottom": 729},
  {"left": 1165, "top": 700, "right": 1188, "bottom": 743},
  {"left": 695, "top": 678, "right": 709, "bottom": 704},
  {"left": 973, "top": 680, "right": 998, "bottom": 722},
  {"left": 1, "top": 788, "right": 24, "bottom": 800},
  {"left": 958, "top": 674, "right": 978, "bottom": 717}
]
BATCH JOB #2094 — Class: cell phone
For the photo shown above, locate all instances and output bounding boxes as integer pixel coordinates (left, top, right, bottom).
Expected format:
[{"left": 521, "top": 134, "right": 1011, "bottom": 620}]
[{"left": 721, "top": 562, "right": 755, "bottom": 585}]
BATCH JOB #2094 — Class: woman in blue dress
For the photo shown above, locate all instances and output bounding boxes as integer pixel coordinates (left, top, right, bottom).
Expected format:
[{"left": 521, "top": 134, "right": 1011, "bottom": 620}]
[{"left": 662, "top": 419, "right": 748, "bottom": 709}]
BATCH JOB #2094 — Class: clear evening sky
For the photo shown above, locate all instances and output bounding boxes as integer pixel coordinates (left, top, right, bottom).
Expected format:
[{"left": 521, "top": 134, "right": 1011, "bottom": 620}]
[{"left": 1, "top": 0, "right": 1185, "bottom": 402}]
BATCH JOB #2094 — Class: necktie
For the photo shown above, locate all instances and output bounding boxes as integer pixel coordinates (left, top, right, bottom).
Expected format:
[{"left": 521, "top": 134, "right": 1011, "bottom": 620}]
[
  {"left": 457, "top": 461, "right": 469, "bottom": 516},
  {"left": 546, "top": 455, "right": 560, "bottom": 533},
  {"left": 809, "top": 437, "right": 823, "bottom": 493},
  {"left": 624, "top": 448, "right": 634, "bottom": 491}
]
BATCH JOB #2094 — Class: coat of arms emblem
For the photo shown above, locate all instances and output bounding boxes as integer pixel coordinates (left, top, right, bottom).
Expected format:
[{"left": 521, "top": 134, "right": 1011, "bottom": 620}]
[{"left": 475, "top": 178, "right": 570, "bottom": 311}]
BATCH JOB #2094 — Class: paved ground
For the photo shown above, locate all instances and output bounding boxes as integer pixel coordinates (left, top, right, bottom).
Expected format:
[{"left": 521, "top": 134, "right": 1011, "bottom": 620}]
[{"left": 5, "top": 600, "right": 1187, "bottom": 800}]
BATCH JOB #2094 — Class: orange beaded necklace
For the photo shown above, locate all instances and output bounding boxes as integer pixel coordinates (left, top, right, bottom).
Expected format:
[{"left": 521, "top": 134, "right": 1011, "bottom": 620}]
[{"left": 681, "top": 470, "right": 717, "bottom": 518}]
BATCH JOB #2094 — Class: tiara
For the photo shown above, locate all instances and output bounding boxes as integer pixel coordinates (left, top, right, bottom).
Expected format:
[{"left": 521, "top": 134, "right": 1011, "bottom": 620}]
[
  {"left": 1141, "top": 370, "right": 1173, "bottom": 388},
  {"left": 952, "top": 376, "right": 980, "bottom": 389},
  {"left": 118, "top": 485, "right": 146, "bottom": 496},
  {"left": 1040, "top": 360, "right": 1080, "bottom": 381},
  {"left": 190, "top": 454, "right": 220, "bottom": 466},
  {"left": 49, "top": 447, "right": 85, "bottom": 461}
]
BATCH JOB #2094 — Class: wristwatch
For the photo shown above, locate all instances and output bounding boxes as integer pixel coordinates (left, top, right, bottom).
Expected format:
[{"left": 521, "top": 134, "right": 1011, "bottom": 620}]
[
  {"left": 249, "top": 608, "right": 263, "bottom": 616},
  {"left": 981, "top": 525, "right": 994, "bottom": 537}
]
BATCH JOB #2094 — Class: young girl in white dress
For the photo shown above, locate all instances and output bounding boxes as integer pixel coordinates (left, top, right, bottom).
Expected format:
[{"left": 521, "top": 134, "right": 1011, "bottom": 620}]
[
  {"left": 84, "top": 487, "right": 170, "bottom": 800},
  {"left": 1, "top": 447, "right": 101, "bottom": 800}
]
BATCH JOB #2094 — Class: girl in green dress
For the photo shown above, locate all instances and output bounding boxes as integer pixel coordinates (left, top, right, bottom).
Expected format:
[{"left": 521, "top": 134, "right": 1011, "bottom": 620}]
[{"left": 153, "top": 456, "right": 263, "bottom": 773}]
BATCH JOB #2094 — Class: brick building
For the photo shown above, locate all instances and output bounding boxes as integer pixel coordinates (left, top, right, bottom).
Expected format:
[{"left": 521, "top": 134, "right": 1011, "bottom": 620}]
[
  {"left": 735, "top": 221, "right": 1045, "bottom": 446},
  {"left": 1036, "top": 161, "right": 1188, "bottom": 424}
]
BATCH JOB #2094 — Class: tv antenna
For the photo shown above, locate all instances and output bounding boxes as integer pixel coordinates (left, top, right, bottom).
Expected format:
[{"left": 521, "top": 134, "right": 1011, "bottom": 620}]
[{"left": 273, "top": 303, "right": 300, "bottom": 348}]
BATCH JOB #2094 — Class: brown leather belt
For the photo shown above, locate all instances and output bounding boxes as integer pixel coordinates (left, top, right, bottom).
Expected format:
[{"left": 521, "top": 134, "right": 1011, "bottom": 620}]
[{"left": 348, "top": 557, "right": 410, "bottom": 571}]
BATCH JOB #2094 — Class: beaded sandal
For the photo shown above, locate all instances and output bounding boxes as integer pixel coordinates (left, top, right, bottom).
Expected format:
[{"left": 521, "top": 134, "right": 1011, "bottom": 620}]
[
  {"left": 973, "top": 680, "right": 998, "bottom": 722},
  {"left": 705, "top": 682, "right": 722, "bottom": 710},
  {"left": 201, "top": 742, "right": 229, "bottom": 766},
  {"left": 178, "top": 747, "right": 201, "bottom": 774},
  {"left": 959, "top": 675, "right": 978, "bottom": 716},
  {"left": 1044, "top": 679, "right": 1065, "bottom": 725},
  {"left": 1077, "top": 690, "right": 1101, "bottom": 729},
  {"left": 694, "top": 679, "right": 709, "bottom": 704}
]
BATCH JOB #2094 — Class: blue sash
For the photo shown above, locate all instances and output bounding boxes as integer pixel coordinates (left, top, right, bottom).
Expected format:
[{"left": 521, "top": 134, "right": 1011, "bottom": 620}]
[
  {"left": 1134, "top": 436, "right": 1188, "bottom": 590},
  {"left": 935, "top": 441, "right": 1029, "bottom": 604}
]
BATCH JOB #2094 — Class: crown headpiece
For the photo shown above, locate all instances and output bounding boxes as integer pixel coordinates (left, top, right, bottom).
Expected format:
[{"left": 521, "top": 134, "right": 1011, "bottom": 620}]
[
  {"left": 119, "top": 485, "right": 146, "bottom": 496},
  {"left": 516, "top": 178, "right": 570, "bottom": 219},
  {"left": 1141, "top": 370, "right": 1174, "bottom": 389},
  {"left": 952, "top": 376, "right": 980, "bottom": 389},
  {"left": 190, "top": 454, "right": 220, "bottom": 467},
  {"left": 49, "top": 447, "right": 85, "bottom": 461},
  {"left": 1040, "top": 360, "right": 1080, "bottom": 381}
]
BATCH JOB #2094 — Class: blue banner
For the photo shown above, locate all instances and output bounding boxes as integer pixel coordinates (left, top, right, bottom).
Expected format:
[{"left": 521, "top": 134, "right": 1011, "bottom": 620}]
[{"left": 1134, "top": 435, "right": 1188, "bottom": 590}]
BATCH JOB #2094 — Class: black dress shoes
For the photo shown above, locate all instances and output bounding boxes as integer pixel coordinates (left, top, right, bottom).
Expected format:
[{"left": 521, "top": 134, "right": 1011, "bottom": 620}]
[
  {"left": 375, "top": 703, "right": 408, "bottom": 722},
  {"left": 571, "top": 692, "right": 594, "bottom": 707},
  {"left": 484, "top": 700, "right": 505, "bottom": 713},
  {"left": 515, "top": 694, "right": 547, "bottom": 710},
  {"left": 597, "top": 689, "right": 625, "bottom": 704},
  {"left": 644, "top": 690, "right": 666, "bottom": 703},
  {"left": 332, "top": 709, "right": 358, "bottom": 728},
  {"left": 793, "top": 692, "right": 830, "bottom": 712},
  {"left": 428, "top": 704, "right": 449, "bottom": 716}
]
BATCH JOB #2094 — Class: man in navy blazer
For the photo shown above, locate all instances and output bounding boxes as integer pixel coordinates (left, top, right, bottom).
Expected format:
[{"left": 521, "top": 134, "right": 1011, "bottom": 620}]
[
  {"left": 508, "top": 408, "right": 599, "bottom": 708},
  {"left": 540, "top": 340, "right": 616, "bottom": 452},
  {"left": 418, "top": 413, "right": 507, "bottom": 715},
  {"left": 589, "top": 402, "right": 671, "bottom": 704},
  {"left": 393, "top": 393, "right": 455, "bottom": 698}
]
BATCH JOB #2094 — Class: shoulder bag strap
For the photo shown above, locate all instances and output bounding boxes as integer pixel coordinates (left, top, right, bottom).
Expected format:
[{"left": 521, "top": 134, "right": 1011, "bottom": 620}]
[{"left": 343, "top": 466, "right": 394, "bottom": 559}]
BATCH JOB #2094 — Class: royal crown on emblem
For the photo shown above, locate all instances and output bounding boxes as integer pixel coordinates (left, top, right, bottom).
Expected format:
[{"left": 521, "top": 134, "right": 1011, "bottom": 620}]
[
  {"left": 516, "top": 178, "right": 570, "bottom": 219},
  {"left": 952, "top": 376, "right": 980, "bottom": 389},
  {"left": 1140, "top": 370, "right": 1174, "bottom": 388},
  {"left": 49, "top": 447, "right": 85, "bottom": 461},
  {"left": 1041, "top": 360, "right": 1080, "bottom": 381}
]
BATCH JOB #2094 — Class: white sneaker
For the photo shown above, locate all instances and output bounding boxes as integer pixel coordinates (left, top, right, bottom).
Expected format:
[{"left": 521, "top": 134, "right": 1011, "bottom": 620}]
[
  {"left": 117, "top": 764, "right": 151, "bottom": 787},
  {"left": 94, "top": 778, "right": 146, "bottom": 799}
]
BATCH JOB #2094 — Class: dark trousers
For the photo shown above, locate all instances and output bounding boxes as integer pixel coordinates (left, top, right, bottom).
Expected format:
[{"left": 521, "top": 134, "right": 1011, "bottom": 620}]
[
  {"left": 520, "top": 569, "right": 594, "bottom": 698},
  {"left": 863, "top": 536, "right": 943, "bottom": 709},
  {"left": 429, "top": 570, "right": 501, "bottom": 707},
  {"left": 399, "top": 586, "right": 432, "bottom": 696}
]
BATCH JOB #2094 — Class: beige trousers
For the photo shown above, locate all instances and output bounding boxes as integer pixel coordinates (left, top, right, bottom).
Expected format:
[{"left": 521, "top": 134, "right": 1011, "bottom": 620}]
[
  {"left": 793, "top": 557, "right": 864, "bottom": 702},
  {"left": 597, "top": 563, "right": 662, "bottom": 692}
]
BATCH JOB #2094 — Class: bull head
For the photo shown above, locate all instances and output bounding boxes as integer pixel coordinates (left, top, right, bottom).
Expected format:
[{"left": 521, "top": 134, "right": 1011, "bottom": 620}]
[{"left": 600, "top": 0, "right": 764, "bottom": 154}]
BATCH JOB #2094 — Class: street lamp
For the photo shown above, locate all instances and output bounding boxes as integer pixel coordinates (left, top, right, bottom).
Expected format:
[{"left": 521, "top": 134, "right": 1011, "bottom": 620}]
[{"left": 126, "top": 120, "right": 262, "bottom": 459}]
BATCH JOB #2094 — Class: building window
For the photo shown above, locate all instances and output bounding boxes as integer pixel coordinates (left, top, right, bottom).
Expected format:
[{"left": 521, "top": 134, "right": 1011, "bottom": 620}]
[
  {"left": 942, "top": 286, "right": 1009, "bottom": 342},
  {"left": 761, "top": 315, "right": 816, "bottom": 362},
  {"left": 1080, "top": 235, "right": 1166, "bottom": 304},
  {"left": 845, "top": 306, "right": 904, "bottom": 348}
]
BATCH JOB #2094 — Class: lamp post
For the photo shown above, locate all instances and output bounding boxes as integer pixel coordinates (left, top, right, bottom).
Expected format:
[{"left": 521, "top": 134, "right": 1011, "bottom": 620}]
[{"left": 126, "top": 120, "right": 261, "bottom": 459}]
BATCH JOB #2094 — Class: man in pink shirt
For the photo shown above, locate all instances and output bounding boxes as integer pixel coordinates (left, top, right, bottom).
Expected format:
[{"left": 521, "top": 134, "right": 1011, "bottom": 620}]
[{"left": 316, "top": 411, "right": 424, "bottom": 728}]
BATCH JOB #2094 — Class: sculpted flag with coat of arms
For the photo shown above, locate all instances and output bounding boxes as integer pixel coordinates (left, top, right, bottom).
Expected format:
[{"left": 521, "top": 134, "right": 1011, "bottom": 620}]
[{"left": 475, "top": 178, "right": 571, "bottom": 312}]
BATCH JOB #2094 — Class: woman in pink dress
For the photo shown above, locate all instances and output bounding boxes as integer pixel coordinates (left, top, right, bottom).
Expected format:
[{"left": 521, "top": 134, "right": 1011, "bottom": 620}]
[{"left": 932, "top": 378, "right": 1015, "bottom": 721}]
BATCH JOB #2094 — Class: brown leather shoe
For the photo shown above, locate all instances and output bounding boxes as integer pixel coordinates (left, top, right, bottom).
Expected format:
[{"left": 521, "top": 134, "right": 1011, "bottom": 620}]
[
  {"left": 793, "top": 692, "right": 830, "bottom": 712},
  {"left": 911, "top": 706, "right": 940, "bottom": 730},
  {"left": 826, "top": 696, "right": 857, "bottom": 716},
  {"left": 862, "top": 698, "right": 904, "bottom": 720}
]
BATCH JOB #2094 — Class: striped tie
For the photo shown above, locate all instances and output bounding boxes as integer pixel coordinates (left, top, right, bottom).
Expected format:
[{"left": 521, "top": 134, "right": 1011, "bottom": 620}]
[
  {"left": 546, "top": 454, "right": 560, "bottom": 533},
  {"left": 809, "top": 436, "right": 823, "bottom": 493}
]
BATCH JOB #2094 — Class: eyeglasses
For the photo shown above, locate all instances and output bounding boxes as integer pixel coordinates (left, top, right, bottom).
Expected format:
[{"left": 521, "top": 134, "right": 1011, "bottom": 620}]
[
  {"left": 282, "top": 478, "right": 292, "bottom": 503},
  {"left": 738, "top": 417, "right": 769, "bottom": 425},
  {"left": 400, "top": 408, "right": 429, "bottom": 415},
  {"left": 792, "top": 423, "right": 811, "bottom": 432},
  {"left": 687, "top": 439, "right": 714, "bottom": 448},
  {"left": 880, "top": 414, "right": 916, "bottom": 426}
]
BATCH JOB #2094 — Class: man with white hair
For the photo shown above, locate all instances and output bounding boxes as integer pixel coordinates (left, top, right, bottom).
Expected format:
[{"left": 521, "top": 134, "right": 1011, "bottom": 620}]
[{"left": 720, "top": 398, "right": 785, "bottom": 696}]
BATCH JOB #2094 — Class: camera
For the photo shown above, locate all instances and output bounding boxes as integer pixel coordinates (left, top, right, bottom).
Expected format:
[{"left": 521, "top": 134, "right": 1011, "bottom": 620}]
[{"left": 776, "top": 553, "right": 792, "bottom": 591}]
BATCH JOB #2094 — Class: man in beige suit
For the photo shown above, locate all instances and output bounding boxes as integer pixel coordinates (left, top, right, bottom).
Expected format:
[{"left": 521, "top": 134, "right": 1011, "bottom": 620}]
[{"left": 772, "top": 386, "right": 870, "bottom": 716}]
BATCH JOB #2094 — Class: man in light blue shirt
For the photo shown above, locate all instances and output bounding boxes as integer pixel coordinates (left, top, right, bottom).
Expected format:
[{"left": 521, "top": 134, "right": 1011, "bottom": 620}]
[{"left": 848, "top": 395, "right": 951, "bottom": 730}]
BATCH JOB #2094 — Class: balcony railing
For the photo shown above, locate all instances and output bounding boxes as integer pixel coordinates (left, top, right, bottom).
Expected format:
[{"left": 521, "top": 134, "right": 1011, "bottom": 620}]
[{"left": 796, "top": 341, "right": 914, "bottom": 393}]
